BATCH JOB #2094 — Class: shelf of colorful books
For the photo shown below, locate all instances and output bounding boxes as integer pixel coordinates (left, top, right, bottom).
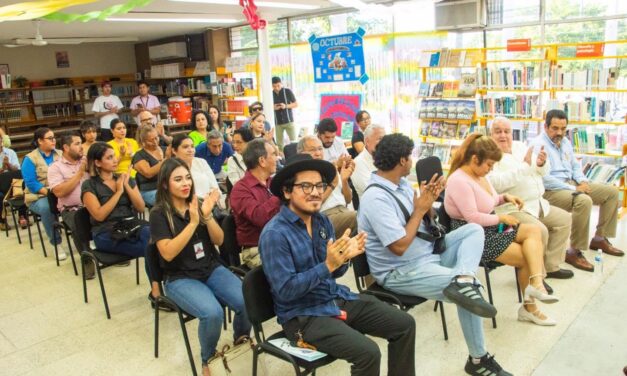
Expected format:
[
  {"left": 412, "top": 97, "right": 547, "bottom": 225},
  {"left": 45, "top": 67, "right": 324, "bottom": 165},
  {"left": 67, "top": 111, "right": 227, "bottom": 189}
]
[
  {"left": 575, "top": 152, "right": 622, "bottom": 158},
  {"left": 556, "top": 55, "right": 627, "bottom": 61},
  {"left": 551, "top": 88, "right": 627, "bottom": 93},
  {"left": 423, "top": 136, "right": 465, "bottom": 145},
  {"left": 568, "top": 120, "right": 624, "bottom": 125},
  {"left": 478, "top": 88, "right": 549, "bottom": 92},
  {"left": 420, "top": 117, "right": 474, "bottom": 123},
  {"left": 479, "top": 116, "right": 544, "bottom": 122},
  {"left": 483, "top": 58, "right": 547, "bottom": 64}
]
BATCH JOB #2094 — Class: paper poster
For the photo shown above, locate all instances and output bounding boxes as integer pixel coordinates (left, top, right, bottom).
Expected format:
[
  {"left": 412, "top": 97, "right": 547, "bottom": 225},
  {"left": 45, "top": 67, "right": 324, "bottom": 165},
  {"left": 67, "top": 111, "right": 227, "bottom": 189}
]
[
  {"left": 319, "top": 94, "right": 362, "bottom": 136},
  {"left": 309, "top": 28, "right": 368, "bottom": 84}
]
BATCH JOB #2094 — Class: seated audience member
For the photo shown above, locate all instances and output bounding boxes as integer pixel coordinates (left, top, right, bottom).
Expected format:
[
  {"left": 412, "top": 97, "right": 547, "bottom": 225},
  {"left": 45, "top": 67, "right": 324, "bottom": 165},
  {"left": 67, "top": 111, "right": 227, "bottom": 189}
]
[
  {"left": 229, "top": 139, "right": 281, "bottom": 268},
  {"left": 171, "top": 134, "right": 219, "bottom": 198},
  {"left": 260, "top": 153, "right": 416, "bottom": 376},
  {"left": 137, "top": 110, "right": 173, "bottom": 146},
  {"left": 352, "top": 124, "right": 385, "bottom": 198},
  {"left": 81, "top": 142, "right": 160, "bottom": 302},
  {"left": 132, "top": 125, "right": 169, "bottom": 207},
  {"left": 242, "top": 101, "right": 272, "bottom": 134},
  {"left": 150, "top": 158, "right": 251, "bottom": 376},
  {"left": 107, "top": 119, "right": 139, "bottom": 178},
  {"left": 0, "top": 126, "right": 11, "bottom": 148},
  {"left": 530, "top": 109, "right": 623, "bottom": 268},
  {"left": 80, "top": 120, "right": 98, "bottom": 155},
  {"left": 351, "top": 110, "right": 371, "bottom": 154},
  {"left": 208, "top": 105, "right": 233, "bottom": 144},
  {"left": 0, "top": 131, "right": 20, "bottom": 231},
  {"left": 445, "top": 133, "right": 559, "bottom": 326},
  {"left": 317, "top": 117, "right": 349, "bottom": 164},
  {"left": 299, "top": 135, "right": 357, "bottom": 239},
  {"left": 188, "top": 110, "right": 210, "bottom": 147},
  {"left": 22, "top": 128, "right": 66, "bottom": 257},
  {"left": 489, "top": 117, "right": 573, "bottom": 280},
  {"left": 227, "top": 128, "right": 253, "bottom": 187},
  {"left": 47, "top": 133, "right": 94, "bottom": 277},
  {"left": 358, "top": 134, "right": 511, "bottom": 376},
  {"left": 248, "top": 112, "right": 274, "bottom": 142},
  {"left": 195, "top": 130, "right": 234, "bottom": 181}
]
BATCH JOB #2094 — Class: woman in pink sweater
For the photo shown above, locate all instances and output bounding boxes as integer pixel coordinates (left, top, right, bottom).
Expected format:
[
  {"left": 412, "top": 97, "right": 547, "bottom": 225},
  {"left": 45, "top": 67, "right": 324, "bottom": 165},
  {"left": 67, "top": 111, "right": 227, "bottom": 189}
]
[{"left": 444, "top": 133, "right": 558, "bottom": 326}]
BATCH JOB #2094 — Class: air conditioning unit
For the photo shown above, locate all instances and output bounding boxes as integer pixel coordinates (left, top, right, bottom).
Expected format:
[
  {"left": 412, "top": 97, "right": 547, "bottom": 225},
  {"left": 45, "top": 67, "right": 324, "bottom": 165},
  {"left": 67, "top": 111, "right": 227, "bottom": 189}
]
[
  {"left": 149, "top": 41, "right": 187, "bottom": 61},
  {"left": 435, "top": 0, "right": 486, "bottom": 30}
]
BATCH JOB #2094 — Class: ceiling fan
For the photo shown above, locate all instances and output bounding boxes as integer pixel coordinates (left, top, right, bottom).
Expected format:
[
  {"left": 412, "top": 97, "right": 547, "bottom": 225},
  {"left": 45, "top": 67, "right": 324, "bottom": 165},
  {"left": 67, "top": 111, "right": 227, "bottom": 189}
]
[{"left": 3, "top": 20, "right": 138, "bottom": 48}]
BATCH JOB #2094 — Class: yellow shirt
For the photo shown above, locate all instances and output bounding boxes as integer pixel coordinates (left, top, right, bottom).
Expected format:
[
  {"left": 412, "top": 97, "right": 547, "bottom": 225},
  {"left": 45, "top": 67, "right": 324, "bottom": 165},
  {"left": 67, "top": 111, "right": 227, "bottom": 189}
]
[{"left": 108, "top": 138, "right": 139, "bottom": 178}]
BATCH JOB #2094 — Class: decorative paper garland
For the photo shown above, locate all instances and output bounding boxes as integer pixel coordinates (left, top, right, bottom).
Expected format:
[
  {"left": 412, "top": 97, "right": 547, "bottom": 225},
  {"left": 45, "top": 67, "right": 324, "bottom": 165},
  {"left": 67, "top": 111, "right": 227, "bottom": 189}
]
[
  {"left": 0, "top": 0, "right": 96, "bottom": 22},
  {"left": 42, "top": 0, "right": 155, "bottom": 23}
]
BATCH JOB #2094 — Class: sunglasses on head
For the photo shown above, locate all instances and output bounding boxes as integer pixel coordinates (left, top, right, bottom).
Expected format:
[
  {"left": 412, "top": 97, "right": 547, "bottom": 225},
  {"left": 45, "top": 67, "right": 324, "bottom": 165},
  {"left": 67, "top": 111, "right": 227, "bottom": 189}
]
[{"left": 251, "top": 107, "right": 262, "bottom": 111}]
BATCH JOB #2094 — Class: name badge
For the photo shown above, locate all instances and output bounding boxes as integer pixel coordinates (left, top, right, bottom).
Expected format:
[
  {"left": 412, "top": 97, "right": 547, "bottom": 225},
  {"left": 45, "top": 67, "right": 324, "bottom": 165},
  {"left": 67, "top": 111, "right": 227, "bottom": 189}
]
[{"left": 193, "top": 242, "right": 205, "bottom": 260}]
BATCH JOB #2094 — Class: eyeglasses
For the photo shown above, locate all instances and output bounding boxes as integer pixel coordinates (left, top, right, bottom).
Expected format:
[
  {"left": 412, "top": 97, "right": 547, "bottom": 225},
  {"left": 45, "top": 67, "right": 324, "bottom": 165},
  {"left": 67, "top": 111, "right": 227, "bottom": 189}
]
[
  {"left": 43, "top": 136, "right": 56, "bottom": 141},
  {"left": 293, "top": 182, "right": 328, "bottom": 195},
  {"left": 251, "top": 107, "right": 262, "bottom": 112}
]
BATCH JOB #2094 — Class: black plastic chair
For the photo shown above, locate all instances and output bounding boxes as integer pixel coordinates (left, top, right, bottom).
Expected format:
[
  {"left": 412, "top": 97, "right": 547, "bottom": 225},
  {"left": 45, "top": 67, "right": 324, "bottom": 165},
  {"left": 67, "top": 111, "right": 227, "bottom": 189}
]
[
  {"left": 72, "top": 207, "right": 141, "bottom": 319},
  {"left": 352, "top": 253, "right": 448, "bottom": 340},
  {"left": 283, "top": 142, "right": 298, "bottom": 160},
  {"left": 220, "top": 214, "right": 250, "bottom": 277},
  {"left": 415, "top": 156, "right": 445, "bottom": 203},
  {"left": 26, "top": 207, "right": 48, "bottom": 258},
  {"left": 481, "top": 260, "right": 522, "bottom": 329},
  {"left": 47, "top": 191, "right": 78, "bottom": 274},
  {"left": 4, "top": 195, "right": 25, "bottom": 244},
  {"left": 243, "top": 266, "right": 336, "bottom": 376}
]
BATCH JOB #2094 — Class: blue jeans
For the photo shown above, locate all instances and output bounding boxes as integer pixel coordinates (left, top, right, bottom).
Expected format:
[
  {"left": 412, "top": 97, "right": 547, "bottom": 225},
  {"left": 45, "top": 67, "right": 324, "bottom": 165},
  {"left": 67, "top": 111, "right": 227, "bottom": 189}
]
[
  {"left": 29, "top": 197, "right": 61, "bottom": 246},
  {"left": 140, "top": 190, "right": 156, "bottom": 207},
  {"left": 382, "top": 223, "right": 487, "bottom": 358},
  {"left": 164, "top": 266, "right": 252, "bottom": 363},
  {"left": 93, "top": 225, "right": 151, "bottom": 280}
]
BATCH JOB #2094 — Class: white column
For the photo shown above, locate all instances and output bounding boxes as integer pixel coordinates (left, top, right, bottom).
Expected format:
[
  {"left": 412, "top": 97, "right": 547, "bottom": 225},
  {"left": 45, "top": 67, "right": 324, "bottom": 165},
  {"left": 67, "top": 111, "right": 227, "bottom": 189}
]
[{"left": 257, "top": 27, "right": 275, "bottom": 126}]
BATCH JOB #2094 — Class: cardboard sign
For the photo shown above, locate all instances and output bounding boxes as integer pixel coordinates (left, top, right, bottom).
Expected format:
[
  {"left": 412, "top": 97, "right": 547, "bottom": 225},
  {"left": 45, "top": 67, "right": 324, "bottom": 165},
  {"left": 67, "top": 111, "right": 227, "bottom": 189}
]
[
  {"left": 319, "top": 94, "right": 362, "bottom": 136},
  {"left": 576, "top": 43, "right": 604, "bottom": 57},
  {"left": 507, "top": 39, "right": 531, "bottom": 52},
  {"left": 309, "top": 28, "right": 368, "bottom": 84}
]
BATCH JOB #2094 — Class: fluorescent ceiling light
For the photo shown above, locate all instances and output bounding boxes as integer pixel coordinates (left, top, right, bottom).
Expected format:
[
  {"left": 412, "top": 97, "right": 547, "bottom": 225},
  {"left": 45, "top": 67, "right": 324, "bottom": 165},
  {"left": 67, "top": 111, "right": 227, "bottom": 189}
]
[
  {"left": 106, "top": 17, "right": 239, "bottom": 24},
  {"left": 168, "top": 0, "right": 319, "bottom": 10}
]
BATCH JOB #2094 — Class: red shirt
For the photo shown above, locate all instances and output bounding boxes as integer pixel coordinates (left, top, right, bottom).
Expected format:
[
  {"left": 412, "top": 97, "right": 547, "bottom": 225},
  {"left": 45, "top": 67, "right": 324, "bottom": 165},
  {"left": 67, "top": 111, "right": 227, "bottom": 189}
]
[{"left": 229, "top": 170, "right": 281, "bottom": 247}]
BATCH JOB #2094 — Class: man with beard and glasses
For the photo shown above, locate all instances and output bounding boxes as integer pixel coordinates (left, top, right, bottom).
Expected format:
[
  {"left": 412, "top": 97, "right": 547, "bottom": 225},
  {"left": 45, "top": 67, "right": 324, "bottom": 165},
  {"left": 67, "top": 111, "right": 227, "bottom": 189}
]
[
  {"left": 259, "top": 153, "right": 416, "bottom": 376},
  {"left": 530, "top": 109, "right": 623, "bottom": 272}
]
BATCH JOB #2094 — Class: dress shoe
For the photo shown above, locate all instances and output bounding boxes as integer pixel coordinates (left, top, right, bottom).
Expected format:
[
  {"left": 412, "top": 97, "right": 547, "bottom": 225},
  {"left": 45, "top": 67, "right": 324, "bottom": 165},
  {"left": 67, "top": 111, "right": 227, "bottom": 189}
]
[
  {"left": 517, "top": 305, "right": 556, "bottom": 326},
  {"left": 546, "top": 269, "right": 574, "bottom": 279},
  {"left": 543, "top": 280, "right": 554, "bottom": 295},
  {"left": 524, "top": 284, "right": 559, "bottom": 304},
  {"left": 565, "top": 249, "right": 594, "bottom": 272},
  {"left": 589, "top": 237, "right": 624, "bottom": 257}
]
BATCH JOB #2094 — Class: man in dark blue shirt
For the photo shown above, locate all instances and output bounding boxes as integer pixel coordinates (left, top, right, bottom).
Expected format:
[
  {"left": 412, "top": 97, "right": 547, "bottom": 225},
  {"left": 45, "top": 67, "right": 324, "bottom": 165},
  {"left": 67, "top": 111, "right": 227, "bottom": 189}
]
[
  {"left": 259, "top": 154, "right": 416, "bottom": 376},
  {"left": 195, "top": 130, "right": 233, "bottom": 180}
]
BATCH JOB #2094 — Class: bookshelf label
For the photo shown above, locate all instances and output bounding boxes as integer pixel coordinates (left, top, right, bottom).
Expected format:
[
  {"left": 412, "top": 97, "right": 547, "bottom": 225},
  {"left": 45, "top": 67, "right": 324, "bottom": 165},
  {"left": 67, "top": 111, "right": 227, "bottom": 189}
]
[
  {"left": 507, "top": 39, "right": 531, "bottom": 52},
  {"left": 576, "top": 43, "right": 604, "bottom": 57}
]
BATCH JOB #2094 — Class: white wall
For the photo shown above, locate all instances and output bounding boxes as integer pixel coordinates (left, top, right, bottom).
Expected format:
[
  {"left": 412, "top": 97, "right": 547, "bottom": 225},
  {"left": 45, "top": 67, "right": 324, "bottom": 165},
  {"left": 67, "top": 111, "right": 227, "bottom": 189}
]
[{"left": 0, "top": 43, "right": 136, "bottom": 80}]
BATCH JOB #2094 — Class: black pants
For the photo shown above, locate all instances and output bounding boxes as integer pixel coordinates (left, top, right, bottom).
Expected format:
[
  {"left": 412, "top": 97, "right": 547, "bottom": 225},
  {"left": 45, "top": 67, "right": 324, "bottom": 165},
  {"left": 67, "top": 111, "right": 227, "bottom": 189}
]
[{"left": 282, "top": 294, "right": 416, "bottom": 376}]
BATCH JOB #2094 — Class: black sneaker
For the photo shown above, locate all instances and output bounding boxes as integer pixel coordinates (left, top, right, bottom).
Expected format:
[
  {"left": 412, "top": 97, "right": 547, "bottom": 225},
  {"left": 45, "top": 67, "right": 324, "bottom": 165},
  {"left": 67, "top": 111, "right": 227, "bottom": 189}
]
[
  {"left": 465, "top": 353, "right": 512, "bottom": 376},
  {"left": 443, "top": 279, "right": 497, "bottom": 318}
]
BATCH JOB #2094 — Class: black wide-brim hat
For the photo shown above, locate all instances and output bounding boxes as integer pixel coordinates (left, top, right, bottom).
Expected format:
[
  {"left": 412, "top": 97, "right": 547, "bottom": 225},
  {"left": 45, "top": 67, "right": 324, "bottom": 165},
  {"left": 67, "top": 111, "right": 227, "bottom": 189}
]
[{"left": 270, "top": 154, "right": 337, "bottom": 197}]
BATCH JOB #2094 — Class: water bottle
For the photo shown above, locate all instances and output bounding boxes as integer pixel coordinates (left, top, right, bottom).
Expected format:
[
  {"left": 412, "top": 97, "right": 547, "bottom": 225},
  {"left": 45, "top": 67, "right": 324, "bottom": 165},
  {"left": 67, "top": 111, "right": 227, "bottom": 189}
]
[{"left": 594, "top": 249, "right": 603, "bottom": 280}]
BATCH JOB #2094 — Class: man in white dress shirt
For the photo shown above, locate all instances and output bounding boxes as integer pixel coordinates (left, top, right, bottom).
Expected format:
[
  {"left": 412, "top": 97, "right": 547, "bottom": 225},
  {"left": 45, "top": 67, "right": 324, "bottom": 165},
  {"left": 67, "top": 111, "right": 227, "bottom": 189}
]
[
  {"left": 353, "top": 124, "right": 386, "bottom": 198},
  {"left": 298, "top": 135, "right": 357, "bottom": 238},
  {"left": 488, "top": 117, "right": 574, "bottom": 280},
  {"left": 317, "top": 118, "right": 349, "bottom": 164}
]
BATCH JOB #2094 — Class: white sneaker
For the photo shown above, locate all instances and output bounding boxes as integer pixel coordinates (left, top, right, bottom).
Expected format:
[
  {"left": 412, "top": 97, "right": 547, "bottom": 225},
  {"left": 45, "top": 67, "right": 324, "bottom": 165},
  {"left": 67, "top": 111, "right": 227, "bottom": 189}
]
[
  {"left": 56, "top": 245, "right": 68, "bottom": 261},
  {"left": 517, "top": 305, "right": 556, "bottom": 326}
]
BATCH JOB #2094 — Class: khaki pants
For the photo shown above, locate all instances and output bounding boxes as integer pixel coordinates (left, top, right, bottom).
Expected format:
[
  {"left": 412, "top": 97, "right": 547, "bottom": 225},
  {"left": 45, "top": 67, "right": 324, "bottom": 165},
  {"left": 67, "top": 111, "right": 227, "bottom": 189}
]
[
  {"left": 321, "top": 205, "right": 358, "bottom": 239},
  {"left": 543, "top": 182, "right": 619, "bottom": 250},
  {"left": 275, "top": 122, "right": 296, "bottom": 150},
  {"left": 509, "top": 206, "right": 571, "bottom": 273},
  {"left": 241, "top": 246, "right": 262, "bottom": 269}
]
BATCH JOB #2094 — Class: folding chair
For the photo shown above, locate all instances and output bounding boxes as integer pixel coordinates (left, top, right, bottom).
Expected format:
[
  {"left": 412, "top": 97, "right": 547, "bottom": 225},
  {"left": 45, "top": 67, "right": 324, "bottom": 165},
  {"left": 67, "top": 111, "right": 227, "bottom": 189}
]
[
  {"left": 47, "top": 191, "right": 78, "bottom": 274},
  {"left": 219, "top": 214, "right": 250, "bottom": 277}
]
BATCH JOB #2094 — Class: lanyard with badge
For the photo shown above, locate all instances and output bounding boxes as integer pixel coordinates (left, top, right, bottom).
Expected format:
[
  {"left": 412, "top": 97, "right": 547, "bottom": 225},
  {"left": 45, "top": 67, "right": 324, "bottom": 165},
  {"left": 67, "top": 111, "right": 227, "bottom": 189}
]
[{"left": 186, "top": 211, "right": 205, "bottom": 260}]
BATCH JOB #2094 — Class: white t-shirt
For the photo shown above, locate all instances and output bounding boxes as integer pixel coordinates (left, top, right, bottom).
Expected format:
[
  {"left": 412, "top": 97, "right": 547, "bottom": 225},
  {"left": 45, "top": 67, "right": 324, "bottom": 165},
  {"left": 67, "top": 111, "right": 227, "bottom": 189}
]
[
  {"left": 190, "top": 157, "right": 219, "bottom": 197},
  {"left": 321, "top": 177, "right": 347, "bottom": 211},
  {"left": 92, "top": 95, "right": 124, "bottom": 129},
  {"left": 323, "top": 137, "right": 348, "bottom": 163}
]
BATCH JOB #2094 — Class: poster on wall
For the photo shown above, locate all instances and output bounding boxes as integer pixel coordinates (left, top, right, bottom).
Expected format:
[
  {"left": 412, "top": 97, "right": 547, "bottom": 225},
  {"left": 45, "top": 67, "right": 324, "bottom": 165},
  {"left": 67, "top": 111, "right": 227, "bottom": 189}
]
[
  {"left": 319, "top": 94, "right": 362, "bottom": 136},
  {"left": 55, "top": 51, "right": 69, "bottom": 68},
  {"left": 309, "top": 28, "right": 369, "bottom": 85}
]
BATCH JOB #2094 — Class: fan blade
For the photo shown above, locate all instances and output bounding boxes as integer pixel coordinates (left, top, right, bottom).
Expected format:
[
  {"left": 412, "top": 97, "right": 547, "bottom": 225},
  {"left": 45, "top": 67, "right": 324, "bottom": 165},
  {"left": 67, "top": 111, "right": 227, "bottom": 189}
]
[{"left": 3, "top": 44, "right": 26, "bottom": 48}]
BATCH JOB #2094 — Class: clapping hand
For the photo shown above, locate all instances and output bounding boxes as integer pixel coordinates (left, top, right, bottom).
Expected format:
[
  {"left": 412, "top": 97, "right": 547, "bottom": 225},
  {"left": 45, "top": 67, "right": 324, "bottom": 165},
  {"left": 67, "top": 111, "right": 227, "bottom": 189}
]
[
  {"left": 200, "top": 189, "right": 221, "bottom": 219},
  {"left": 325, "top": 229, "right": 367, "bottom": 272},
  {"left": 189, "top": 195, "right": 200, "bottom": 225},
  {"left": 415, "top": 174, "right": 446, "bottom": 213}
]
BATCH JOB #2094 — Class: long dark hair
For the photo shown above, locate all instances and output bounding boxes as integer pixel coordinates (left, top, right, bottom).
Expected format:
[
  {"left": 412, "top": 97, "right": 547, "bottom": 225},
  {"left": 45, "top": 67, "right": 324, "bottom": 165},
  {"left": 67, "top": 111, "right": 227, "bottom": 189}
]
[
  {"left": 449, "top": 133, "right": 503, "bottom": 175},
  {"left": 154, "top": 157, "right": 206, "bottom": 233},
  {"left": 208, "top": 105, "right": 222, "bottom": 131},
  {"left": 190, "top": 110, "right": 210, "bottom": 131},
  {"left": 87, "top": 142, "right": 114, "bottom": 177}
]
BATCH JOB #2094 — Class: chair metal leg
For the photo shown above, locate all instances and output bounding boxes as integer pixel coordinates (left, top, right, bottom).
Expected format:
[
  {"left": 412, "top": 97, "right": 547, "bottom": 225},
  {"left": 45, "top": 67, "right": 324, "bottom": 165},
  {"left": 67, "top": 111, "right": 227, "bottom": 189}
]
[
  {"left": 433, "top": 301, "right": 438, "bottom": 312},
  {"left": 252, "top": 348, "right": 258, "bottom": 376},
  {"left": 154, "top": 299, "right": 160, "bottom": 358},
  {"left": 136, "top": 258, "right": 140, "bottom": 285},
  {"left": 438, "top": 301, "right": 448, "bottom": 340},
  {"left": 95, "top": 263, "right": 111, "bottom": 319},
  {"left": 34, "top": 216, "right": 47, "bottom": 257},
  {"left": 483, "top": 267, "right": 497, "bottom": 329},
  {"left": 178, "top": 312, "right": 197, "bottom": 376},
  {"left": 65, "top": 230, "right": 78, "bottom": 276},
  {"left": 82, "top": 255, "right": 89, "bottom": 303},
  {"left": 10, "top": 208, "right": 21, "bottom": 244},
  {"left": 514, "top": 267, "right": 522, "bottom": 303},
  {"left": 26, "top": 214, "right": 33, "bottom": 250},
  {"left": 222, "top": 307, "right": 227, "bottom": 330}
]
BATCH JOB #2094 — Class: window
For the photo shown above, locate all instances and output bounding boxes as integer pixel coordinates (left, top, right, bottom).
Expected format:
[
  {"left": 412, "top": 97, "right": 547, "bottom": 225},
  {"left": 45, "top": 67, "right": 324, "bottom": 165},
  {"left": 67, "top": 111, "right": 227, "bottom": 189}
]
[
  {"left": 268, "top": 20, "right": 289, "bottom": 46},
  {"left": 394, "top": 1, "right": 435, "bottom": 32},
  {"left": 487, "top": 0, "right": 540, "bottom": 25},
  {"left": 545, "top": 0, "right": 626, "bottom": 21},
  {"left": 230, "top": 25, "right": 257, "bottom": 51},
  {"left": 290, "top": 15, "right": 331, "bottom": 43}
]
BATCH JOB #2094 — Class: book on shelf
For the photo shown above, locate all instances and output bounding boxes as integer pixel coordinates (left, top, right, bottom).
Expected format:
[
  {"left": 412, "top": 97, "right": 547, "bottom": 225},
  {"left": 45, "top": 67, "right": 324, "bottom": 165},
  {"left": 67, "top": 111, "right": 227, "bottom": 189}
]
[
  {"left": 549, "top": 66, "right": 621, "bottom": 90},
  {"left": 429, "top": 52, "right": 441, "bottom": 67},
  {"left": 457, "top": 123, "right": 470, "bottom": 139},
  {"left": 545, "top": 98, "right": 611, "bottom": 122},
  {"left": 0, "top": 73, "right": 11, "bottom": 89},
  {"left": 458, "top": 73, "right": 477, "bottom": 97},
  {"left": 431, "top": 82, "right": 444, "bottom": 97},
  {"left": 438, "top": 48, "right": 450, "bottom": 67},
  {"left": 479, "top": 94, "right": 540, "bottom": 119},
  {"left": 420, "top": 121, "right": 431, "bottom": 136},
  {"left": 463, "top": 50, "right": 484, "bottom": 67},
  {"left": 429, "top": 122, "right": 443, "bottom": 137},
  {"left": 419, "top": 52, "right": 432, "bottom": 67},
  {"left": 419, "top": 142, "right": 435, "bottom": 159},
  {"left": 478, "top": 66, "right": 538, "bottom": 90},
  {"left": 435, "top": 100, "right": 448, "bottom": 119},
  {"left": 418, "top": 82, "right": 431, "bottom": 97},
  {"left": 442, "top": 81, "right": 459, "bottom": 97},
  {"left": 444, "top": 121, "right": 458, "bottom": 138},
  {"left": 419, "top": 99, "right": 476, "bottom": 120},
  {"left": 447, "top": 50, "right": 466, "bottom": 67}
]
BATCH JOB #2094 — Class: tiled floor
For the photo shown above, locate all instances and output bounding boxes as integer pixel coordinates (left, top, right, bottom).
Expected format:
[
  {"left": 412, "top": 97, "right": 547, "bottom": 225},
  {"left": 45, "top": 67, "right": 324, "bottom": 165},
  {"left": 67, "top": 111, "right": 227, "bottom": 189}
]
[{"left": 0, "top": 208, "right": 625, "bottom": 376}]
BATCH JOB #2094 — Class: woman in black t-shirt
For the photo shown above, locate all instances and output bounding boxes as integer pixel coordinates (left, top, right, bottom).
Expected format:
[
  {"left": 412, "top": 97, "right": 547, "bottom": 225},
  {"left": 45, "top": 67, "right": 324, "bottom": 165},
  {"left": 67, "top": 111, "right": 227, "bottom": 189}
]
[
  {"left": 81, "top": 142, "right": 161, "bottom": 301},
  {"left": 149, "top": 158, "right": 251, "bottom": 373},
  {"left": 132, "top": 125, "right": 169, "bottom": 207}
]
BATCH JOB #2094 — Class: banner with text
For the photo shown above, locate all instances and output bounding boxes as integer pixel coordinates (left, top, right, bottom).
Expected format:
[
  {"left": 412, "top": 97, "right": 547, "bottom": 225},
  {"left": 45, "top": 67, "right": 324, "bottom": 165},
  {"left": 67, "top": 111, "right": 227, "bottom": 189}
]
[{"left": 309, "top": 28, "right": 368, "bottom": 84}]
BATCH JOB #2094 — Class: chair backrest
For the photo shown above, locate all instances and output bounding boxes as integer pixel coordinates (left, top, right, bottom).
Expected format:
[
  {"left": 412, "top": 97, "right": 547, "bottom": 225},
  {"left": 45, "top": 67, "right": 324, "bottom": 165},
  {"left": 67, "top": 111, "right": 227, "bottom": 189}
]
[
  {"left": 348, "top": 178, "right": 359, "bottom": 211},
  {"left": 47, "top": 191, "right": 60, "bottom": 217},
  {"left": 145, "top": 242, "right": 164, "bottom": 283},
  {"left": 72, "top": 207, "right": 93, "bottom": 252},
  {"left": 351, "top": 253, "right": 371, "bottom": 293},
  {"left": 415, "top": 156, "right": 445, "bottom": 202},
  {"left": 283, "top": 142, "right": 298, "bottom": 160},
  {"left": 219, "top": 214, "right": 242, "bottom": 267},
  {"left": 242, "top": 266, "right": 276, "bottom": 341}
]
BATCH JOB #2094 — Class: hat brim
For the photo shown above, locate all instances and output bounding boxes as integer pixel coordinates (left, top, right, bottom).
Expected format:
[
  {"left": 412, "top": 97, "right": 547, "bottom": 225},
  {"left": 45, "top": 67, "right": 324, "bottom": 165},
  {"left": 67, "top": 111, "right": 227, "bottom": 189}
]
[{"left": 270, "top": 159, "right": 337, "bottom": 197}]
